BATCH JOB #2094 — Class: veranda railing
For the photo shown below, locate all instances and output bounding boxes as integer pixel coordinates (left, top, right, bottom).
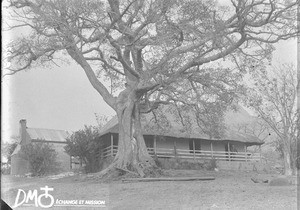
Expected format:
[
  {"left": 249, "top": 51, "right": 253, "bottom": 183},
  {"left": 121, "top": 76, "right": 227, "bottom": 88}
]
[{"left": 101, "top": 145, "right": 261, "bottom": 162}]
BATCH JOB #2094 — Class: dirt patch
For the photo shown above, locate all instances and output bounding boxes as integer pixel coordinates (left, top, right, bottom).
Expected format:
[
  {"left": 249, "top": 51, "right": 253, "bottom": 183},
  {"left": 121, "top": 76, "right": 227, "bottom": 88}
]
[{"left": 1, "top": 170, "right": 297, "bottom": 210}]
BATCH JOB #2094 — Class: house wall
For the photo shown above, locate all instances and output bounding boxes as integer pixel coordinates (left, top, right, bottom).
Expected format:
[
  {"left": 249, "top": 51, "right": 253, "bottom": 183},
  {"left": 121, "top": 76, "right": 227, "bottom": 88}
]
[
  {"left": 231, "top": 142, "right": 245, "bottom": 152},
  {"left": 147, "top": 137, "right": 246, "bottom": 153},
  {"left": 156, "top": 137, "right": 173, "bottom": 152},
  {"left": 200, "top": 140, "right": 212, "bottom": 151},
  {"left": 194, "top": 140, "right": 225, "bottom": 152},
  {"left": 201, "top": 141, "right": 246, "bottom": 153},
  {"left": 175, "top": 139, "right": 189, "bottom": 150},
  {"left": 212, "top": 141, "right": 226, "bottom": 152},
  {"left": 155, "top": 137, "right": 189, "bottom": 150}
]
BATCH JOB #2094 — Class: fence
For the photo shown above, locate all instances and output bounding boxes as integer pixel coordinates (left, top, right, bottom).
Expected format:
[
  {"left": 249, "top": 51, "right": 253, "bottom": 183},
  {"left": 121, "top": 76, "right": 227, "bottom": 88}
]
[
  {"left": 102, "top": 145, "right": 261, "bottom": 162},
  {"left": 102, "top": 145, "right": 118, "bottom": 158}
]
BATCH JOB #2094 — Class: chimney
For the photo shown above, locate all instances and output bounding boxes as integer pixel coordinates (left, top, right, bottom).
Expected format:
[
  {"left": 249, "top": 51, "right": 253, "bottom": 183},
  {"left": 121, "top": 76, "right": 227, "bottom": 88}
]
[{"left": 19, "top": 119, "right": 27, "bottom": 145}]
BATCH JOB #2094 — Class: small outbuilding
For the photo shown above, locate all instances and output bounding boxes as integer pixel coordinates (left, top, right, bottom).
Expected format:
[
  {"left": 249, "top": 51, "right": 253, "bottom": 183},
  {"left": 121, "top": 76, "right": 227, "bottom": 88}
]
[{"left": 11, "top": 119, "right": 71, "bottom": 175}]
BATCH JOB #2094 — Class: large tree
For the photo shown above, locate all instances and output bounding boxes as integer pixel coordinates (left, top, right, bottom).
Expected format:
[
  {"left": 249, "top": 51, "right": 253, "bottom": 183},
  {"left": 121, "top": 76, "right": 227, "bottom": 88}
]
[
  {"left": 246, "top": 63, "right": 298, "bottom": 175},
  {"left": 4, "top": 0, "right": 298, "bottom": 176}
]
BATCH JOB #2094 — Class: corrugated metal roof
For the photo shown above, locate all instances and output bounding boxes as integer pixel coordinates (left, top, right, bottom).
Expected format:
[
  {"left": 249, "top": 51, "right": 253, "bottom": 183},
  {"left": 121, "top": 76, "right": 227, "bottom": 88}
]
[
  {"left": 27, "top": 128, "right": 70, "bottom": 142},
  {"left": 98, "top": 105, "right": 263, "bottom": 146}
]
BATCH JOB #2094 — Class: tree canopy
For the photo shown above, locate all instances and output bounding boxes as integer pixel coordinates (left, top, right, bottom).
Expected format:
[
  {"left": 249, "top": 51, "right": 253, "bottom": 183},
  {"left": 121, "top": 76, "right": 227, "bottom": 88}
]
[
  {"left": 246, "top": 63, "right": 298, "bottom": 175},
  {"left": 5, "top": 0, "right": 298, "bottom": 109}
]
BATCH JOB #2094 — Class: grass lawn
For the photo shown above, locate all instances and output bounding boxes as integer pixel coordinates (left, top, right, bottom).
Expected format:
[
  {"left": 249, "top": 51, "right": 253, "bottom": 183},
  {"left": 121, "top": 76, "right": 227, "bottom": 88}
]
[{"left": 1, "top": 170, "right": 298, "bottom": 210}]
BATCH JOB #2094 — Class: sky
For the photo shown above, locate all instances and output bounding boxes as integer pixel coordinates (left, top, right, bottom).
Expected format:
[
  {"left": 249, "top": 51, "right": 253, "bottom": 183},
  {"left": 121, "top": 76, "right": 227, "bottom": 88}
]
[
  {"left": 1, "top": 1, "right": 298, "bottom": 143},
  {"left": 2, "top": 62, "right": 115, "bottom": 141}
]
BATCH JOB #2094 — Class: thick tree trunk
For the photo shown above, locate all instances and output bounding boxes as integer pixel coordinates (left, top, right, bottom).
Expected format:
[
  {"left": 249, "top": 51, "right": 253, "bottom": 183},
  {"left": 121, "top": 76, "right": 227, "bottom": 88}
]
[
  {"left": 113, "top": 102, "right": 156, "bottom": 176},
  {"left": 98, "top": 88, "right": 158, "bottom": 177},
  {"left": 283, "top": 150, "right": 293, "bottom": 176},
  {"left": 281, "top": 135, "right": 296, "bottom": 175}
]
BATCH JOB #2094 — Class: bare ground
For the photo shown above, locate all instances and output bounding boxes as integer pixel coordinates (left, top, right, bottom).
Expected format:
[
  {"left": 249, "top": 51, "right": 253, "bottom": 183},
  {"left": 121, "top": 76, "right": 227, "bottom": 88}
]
[{"left": 1, "top": 170, "right": 298, "bottom": 210}]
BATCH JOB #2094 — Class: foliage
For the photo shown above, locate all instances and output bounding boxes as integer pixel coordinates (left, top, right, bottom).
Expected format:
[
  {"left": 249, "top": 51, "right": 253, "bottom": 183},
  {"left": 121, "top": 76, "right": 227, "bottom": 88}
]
[
  {"left": 144, "top": 102, "right": 230, "bottom": 140},
  {"left": 205, "top": 158, "right": 217, "bottom": 171},
  {"left": 64, "top": 125, "right": 102, "bottom": 173},
  {"left": 155, "top": 158, "right": 205, "bottom": 170},
  {"left": 4, "top": 0, "right": 298, "bottom": 107},
  {"left": 1, "top": 136, "right": 19, "bottom": 174},
  {"left": 20, "top": 142, "right": 60, "bottom": 176},
  {"left": 2, "top": 139, "right": 19, "bottom": 164},
  {"left": 153, "top": 66, "right": 243, "bottom": 139},
  {"left": 155, "top": 158, "right": 217, "bottom": 170},
  {"left": 246, "top": 63, "right": 298, "bottom": 175},
  {"left": 94, "top": 114, "right": 110, "bottom": 129},
  {"left": 237, "top": 120, "right": 271, "bottom": 144},
  {"left": 1, "top": 163, "right": 11, "bottom": 175}
]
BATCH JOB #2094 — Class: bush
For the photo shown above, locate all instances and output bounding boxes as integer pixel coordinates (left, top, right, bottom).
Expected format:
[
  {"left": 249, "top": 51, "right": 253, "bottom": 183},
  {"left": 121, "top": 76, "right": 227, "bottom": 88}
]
[
  {"left": 2, "top": 141, "right": 18, "bottom": 165},
  {"left": 1, "top": 163, "right": 11, "bottom": 175},
  {"left": 155, "top": 158, "right": 205, "bottom": 170},
  {"left": 203, "top": 158, "right": 217, "bottom": 170},
  {"left": 153, "top": 155, "right": 162, "bottom": 168},
  {"left": 154, "top": 158, "right": 220, "bottom": 170},
  {"left": 64, "top": 125, "right": 103, "bottom": 173},
  {"left": 20, "top": 142, "right": 60, "bottom": 176}
]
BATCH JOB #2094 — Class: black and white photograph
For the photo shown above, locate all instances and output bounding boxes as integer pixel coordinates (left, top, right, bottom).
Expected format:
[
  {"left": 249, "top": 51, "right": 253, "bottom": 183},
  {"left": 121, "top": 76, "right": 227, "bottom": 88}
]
[{"left": 1, "top": 0, "right": 299, "bottom": 209}]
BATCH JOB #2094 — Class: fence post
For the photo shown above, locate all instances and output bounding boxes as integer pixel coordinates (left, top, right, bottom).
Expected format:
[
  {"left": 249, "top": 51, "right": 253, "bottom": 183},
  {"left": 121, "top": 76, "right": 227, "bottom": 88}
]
[
  {"left": 154, "top": 136, "right": 157, "bottom": 155},
  {"left": 193, "top": 140, "right": 196, "bottom": 162},
  {"left": 111, "top": 134, "right": 114, "bottom": 157},
  {"left": 174, "top": 140, "right": 177, "bottom": 159},
  {"left": 244, "top": 145, "right": 247, "bottom": 162},
  {"left": 210, "top": 142, "right": 213, "bottom": 159},
  {"left": 228, "top": 142, "right": 231, "bottom": 161}
]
